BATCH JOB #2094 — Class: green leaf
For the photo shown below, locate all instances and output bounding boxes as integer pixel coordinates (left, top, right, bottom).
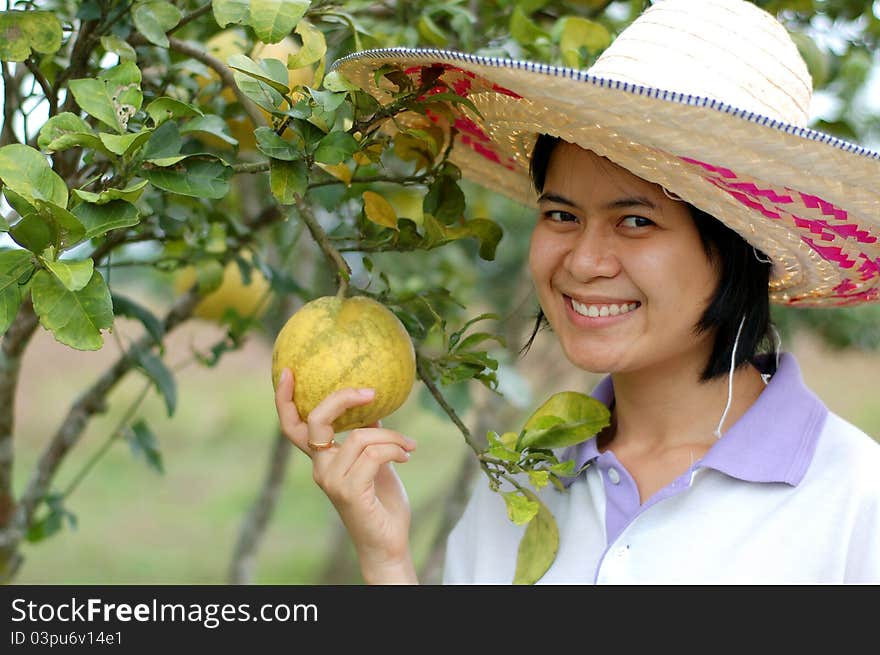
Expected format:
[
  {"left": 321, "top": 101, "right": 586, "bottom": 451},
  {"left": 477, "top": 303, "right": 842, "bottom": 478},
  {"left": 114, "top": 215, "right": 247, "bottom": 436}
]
[
  {"left": 0, "top": 144, "right": 68, "bottom": 207},
  {"left": 423, "top": 176, "right": 465, "bottom": 224},
  {"left": 180, "top": 115, "right": 239, "bottom": 146},
  {"left": 0, "top": 249, "right": 35, "bottom": 335},
  {"left": 228, "top": 53, "right": 292, "bottom": 95},
  {"left": 41, "top": 257, "right": 94, "bottom": 292},
  {"left": 559, "top": 16, "right": 611, "bottom": 67},
  {"left": 126, "top": 419, "right": 164, "bottom": 473},
  {"left": 269, "top": 159, "right": 308, "bottom": 204},
  {"left": 37, "top": 113, "right": 108, "bottom": 154},
  {"left": 7, "top": 195, "right": 85, "bottom": 253},
  {"left": 510, "top": 6, "right": 549, "bottom": 46},
  {"left": 68, "top": 62, "right": 143, "bottom": 133},
  {"left": 549, "top": 459, "right": 576, "bottom": 476},
  {"left": 528, "top": 470, "right": 551, "bottom": 489},
  {"left": 309, "top": 88, "right": 346, "bottom": 113},
  {"left": 132, "top": 0, "right": 182, "bottom": 48},
  {"left": 112, "top": 293, "right": 165, "bottom": 344},
  {"left": 31, "top": 268, "right": 114, "bottom": 350},
  {"left": 513, "top": 492, "right": 558, "bottom": 584},
  {"left": 288, "top": 18, "right": 326, "bottom": 68},
  {"left": 25, "top": 493, "right": 77, "bottom": 543},
  {"left": 502, "top": 490, "right": 539, "bottom": 525},
  {"left": 141, "top": 155, "right": 232, "bottom": 199},
  {"left": 213, "top": 0, "right": 250, "bottom": 27},
  {"left": 141, "top": 121, "right": 182, "bottom": 160},
  {"left": 100, "top": 35, "right": 137, "bottom": 62},
  {"left": 417, "top": 14, "right": 447, "bottom": 47},
  {"left": 314, "top": 131, "right": 358, "bottom": 165},
  {"left": 362, "top": 191, "right": 398, "bottom": 230},
  {"left": 233, "top": 68, "right": 285, "bottom": 112},
  {"left": 518, "top": 391, "right": 611, "bottom": 450},
  {"left": 254, "top": 126, "right": 304, "bottom": 160},
  {"left": 448, "top": 218, "right": 503, "bottom": 261},
  {"left": 322, "top": 70, "right": 359, "bottom": 93},
  {"left": 0, "top": 11, "right": 62, "bottom": 62},
  {"left": 134, "top": 350, "right": 177, "bottom": 416},
  {"left": 249, "top": 0, "right": 310, "bottom": 44},
  {"left": 72, "top": 199, "right": 141, "bottom": 240},
  {"left": 145, "top": 97, "right": 203, "bottom": 126},
  {"left": 453, "top": 331, "right": 506, "bottom": 353},
  {"left": 73, "top": 180, "right": 148, "bottom": 205},
  {"left": 99, "top": 129, "right": 153, "bottom": 156}
]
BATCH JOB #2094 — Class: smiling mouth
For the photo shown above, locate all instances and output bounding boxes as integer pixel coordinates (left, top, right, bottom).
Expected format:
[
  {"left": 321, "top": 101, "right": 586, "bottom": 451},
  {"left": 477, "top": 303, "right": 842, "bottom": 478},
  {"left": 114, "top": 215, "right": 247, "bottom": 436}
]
[{"left": 565, "top": 295, "right": 642, "bottom": 318}]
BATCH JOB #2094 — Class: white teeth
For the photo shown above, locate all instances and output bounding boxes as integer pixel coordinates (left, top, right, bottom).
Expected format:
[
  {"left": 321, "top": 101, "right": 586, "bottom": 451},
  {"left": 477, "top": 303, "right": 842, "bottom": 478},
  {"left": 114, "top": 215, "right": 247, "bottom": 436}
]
[{"left": 570, "top": 299, "right": 639, "bottom": 318}]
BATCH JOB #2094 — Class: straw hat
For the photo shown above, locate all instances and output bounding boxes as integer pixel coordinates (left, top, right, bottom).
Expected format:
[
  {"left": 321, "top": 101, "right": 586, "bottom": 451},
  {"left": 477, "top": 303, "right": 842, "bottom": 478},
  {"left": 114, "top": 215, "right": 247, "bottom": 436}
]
[{"left": 331, "top": 0, "right": 880, "bottom": 307}]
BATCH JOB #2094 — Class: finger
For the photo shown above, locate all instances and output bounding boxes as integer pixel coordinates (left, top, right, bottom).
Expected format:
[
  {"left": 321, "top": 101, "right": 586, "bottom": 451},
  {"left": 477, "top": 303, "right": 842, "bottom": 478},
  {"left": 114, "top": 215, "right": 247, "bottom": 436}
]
[
  {"left": 306, "top": 387, "right": 378, "bottom": 456},
  {"left": 342, "top": 444, "right": 412, "bottom": 494},
  {"left": 275, "top": 368, "right": 311, "bottom": 452},
  {"left": 326, "top": 427, "right": 416, "bottom": 479}
]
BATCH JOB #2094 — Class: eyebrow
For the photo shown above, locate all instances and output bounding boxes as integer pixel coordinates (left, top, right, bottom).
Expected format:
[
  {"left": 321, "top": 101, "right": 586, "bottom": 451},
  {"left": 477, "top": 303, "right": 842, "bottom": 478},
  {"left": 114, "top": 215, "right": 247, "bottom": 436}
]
[{"left": 537, "top": 192, "right": 657, "bottom": 211}]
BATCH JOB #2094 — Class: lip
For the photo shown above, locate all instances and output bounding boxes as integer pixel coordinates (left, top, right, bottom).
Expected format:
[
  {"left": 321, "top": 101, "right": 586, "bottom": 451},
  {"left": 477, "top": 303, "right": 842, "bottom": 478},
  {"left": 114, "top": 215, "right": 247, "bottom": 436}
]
[{"left": 563, "top": 294, "right": 640, "bottom": 327}]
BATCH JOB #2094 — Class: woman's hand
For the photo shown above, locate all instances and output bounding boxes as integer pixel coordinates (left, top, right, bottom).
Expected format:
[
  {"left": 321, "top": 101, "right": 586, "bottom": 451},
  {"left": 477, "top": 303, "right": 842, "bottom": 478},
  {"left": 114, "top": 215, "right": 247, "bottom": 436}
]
[{"left": 274, "top": 367, "right": 419, "bottom": 584}]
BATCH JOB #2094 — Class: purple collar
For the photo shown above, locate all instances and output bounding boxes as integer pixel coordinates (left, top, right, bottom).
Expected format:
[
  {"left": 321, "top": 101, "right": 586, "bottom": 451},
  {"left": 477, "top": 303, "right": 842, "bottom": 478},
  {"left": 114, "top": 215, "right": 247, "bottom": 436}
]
[{"left": 559, "top": 352, "right": 827, "bottom": 488}]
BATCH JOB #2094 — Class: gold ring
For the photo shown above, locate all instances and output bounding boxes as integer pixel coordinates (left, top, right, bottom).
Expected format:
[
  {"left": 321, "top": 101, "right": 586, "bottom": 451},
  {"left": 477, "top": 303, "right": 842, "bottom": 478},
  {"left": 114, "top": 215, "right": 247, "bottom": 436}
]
[{"left": 308, "top": 439, "right": 336, "bottom": 451}]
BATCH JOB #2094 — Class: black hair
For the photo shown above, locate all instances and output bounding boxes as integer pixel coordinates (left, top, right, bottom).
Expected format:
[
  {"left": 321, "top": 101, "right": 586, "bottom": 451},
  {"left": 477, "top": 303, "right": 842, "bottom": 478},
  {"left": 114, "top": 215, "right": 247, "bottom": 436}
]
[{"left": 521, "top": 134, "right": 777, "bottom": 381}]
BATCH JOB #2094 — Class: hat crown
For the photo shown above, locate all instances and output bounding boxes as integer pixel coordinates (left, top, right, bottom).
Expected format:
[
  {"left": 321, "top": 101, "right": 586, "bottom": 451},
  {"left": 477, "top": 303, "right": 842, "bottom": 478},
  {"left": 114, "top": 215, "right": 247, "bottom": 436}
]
[{"left": 588, "top": 0, "right": 812, "bottom": 126}]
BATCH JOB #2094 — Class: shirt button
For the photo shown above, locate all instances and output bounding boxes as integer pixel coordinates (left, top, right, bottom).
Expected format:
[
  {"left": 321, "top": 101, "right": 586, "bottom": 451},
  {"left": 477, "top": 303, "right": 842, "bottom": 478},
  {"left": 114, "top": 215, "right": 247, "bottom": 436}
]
[{"left": 607, "top": 467, "right": 621, "bottom": 484}]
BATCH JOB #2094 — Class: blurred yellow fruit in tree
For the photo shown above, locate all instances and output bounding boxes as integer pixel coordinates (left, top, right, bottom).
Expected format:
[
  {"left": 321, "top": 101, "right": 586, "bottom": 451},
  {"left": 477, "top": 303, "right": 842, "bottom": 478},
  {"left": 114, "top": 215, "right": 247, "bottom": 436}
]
[
  {"left": 271, "top": 296, "right": 416, "bottom": 433},
  {"left": 175, "top": 259, "right": 271, "bottom": 322},
  {"left": 195, "top": 32, "right": 316, "bottom": 151}
]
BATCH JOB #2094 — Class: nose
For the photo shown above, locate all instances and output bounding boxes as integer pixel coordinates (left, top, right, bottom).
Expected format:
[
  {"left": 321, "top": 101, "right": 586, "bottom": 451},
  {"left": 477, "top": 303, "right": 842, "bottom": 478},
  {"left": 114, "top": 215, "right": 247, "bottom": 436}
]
[{"left": 564, "top": 226, "right": 621, "bottom": 282}]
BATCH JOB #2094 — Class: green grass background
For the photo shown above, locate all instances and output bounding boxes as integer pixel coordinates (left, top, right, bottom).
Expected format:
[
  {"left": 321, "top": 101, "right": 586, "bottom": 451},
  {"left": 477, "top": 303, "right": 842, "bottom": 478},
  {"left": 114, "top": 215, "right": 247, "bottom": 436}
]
[{"left": 10, "top": 311, "right": 879, "bottom": 584}]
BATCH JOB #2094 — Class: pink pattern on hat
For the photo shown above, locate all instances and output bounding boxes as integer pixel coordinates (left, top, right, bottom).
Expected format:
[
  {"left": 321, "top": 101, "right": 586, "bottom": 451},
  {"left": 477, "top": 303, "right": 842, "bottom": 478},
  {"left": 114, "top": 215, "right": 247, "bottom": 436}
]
[{"left": 799, "top": 193, "right": 848, "bottom": 221}]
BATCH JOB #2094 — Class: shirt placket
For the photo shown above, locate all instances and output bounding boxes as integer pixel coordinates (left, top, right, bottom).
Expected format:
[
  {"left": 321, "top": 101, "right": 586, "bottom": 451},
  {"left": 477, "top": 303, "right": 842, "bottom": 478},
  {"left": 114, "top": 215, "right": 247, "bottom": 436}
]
[{"left": 592, "top": 451, "right": 700, "bottom": 584}]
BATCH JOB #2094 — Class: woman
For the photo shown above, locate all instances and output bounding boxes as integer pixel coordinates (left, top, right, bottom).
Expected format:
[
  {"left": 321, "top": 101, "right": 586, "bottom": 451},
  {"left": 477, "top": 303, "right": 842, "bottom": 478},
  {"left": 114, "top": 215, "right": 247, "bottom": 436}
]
[{"left": 274, "top": 0, "right": 880, "bottom": 583}]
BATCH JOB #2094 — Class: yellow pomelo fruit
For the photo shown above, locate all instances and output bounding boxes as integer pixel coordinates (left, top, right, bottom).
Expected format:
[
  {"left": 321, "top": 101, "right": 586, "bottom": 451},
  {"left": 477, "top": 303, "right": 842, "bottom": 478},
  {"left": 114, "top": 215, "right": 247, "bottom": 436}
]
[
  {"left": 271, "top": 296, "right": 416, "bottom": 433},
  {"left": 251, "top": 37, "right": 315, "bottom": 91},
  {"left": 196, "top": 34, "right": 314, "bottom": 151},
  {"left": 174, "top": 260, "right": 271, "bottom": 322}
]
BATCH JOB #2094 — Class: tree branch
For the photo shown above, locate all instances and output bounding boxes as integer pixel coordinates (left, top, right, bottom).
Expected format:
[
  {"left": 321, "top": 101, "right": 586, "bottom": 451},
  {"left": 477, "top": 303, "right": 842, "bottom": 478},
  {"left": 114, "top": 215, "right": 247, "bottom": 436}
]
[
  {"left": 227, "top": 429, "right": 293, "bottom": 584},
  {"left": 0, "top": 299, "right": 40, "bottom": 551},
  {"left": 0, "top": 289, "right": 202, "bottom": 583}
]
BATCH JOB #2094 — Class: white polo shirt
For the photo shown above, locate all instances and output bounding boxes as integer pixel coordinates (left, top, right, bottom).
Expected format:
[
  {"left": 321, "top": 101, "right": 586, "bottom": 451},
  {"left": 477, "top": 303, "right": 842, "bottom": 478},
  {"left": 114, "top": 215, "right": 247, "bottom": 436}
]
[{"left": 442, "top": 353, "right": 880, "bottom": 584}]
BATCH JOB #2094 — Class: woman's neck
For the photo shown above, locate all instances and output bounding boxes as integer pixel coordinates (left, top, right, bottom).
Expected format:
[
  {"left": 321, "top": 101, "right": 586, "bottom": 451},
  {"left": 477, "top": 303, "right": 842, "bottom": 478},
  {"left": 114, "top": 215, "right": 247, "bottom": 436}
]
[{"left": 597, "top": 354, "right": 767, "bottom": 457}]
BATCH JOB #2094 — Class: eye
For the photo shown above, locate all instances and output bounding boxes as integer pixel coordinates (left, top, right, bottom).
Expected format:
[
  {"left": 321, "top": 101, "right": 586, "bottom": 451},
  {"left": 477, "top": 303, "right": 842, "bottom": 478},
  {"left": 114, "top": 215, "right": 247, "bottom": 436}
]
[
  {"left": 543, "top": 209, "right": 578, "bottom": 223},
  {"left": 619, "top": 215, "right": 654, "bottom": 228}
]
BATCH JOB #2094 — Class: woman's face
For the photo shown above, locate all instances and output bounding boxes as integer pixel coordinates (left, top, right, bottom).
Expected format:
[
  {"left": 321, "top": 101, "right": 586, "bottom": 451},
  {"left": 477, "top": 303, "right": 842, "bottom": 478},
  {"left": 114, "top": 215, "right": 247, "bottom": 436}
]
[{"left": 528, "top": 142, "right": 720, "bottom": 375}]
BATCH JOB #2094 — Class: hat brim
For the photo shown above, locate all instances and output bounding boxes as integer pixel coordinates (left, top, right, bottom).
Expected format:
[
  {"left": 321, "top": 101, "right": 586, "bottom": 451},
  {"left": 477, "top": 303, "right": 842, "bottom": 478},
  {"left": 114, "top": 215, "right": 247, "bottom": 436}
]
[{"left": 332, "top": 48, "right": 880, "bottom": 307}]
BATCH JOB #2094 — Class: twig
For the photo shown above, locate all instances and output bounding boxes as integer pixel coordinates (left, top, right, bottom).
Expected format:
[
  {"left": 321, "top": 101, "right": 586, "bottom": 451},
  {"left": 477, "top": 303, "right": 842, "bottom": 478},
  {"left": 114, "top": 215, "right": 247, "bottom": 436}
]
[
  {"left": 227, "top": 429, "right": 293, "bottom": 584},
  {"left": 415, "top": 354, "right": 481, "bottom": 454},
  {"left": 130, "top": 34, "right": 268, "bottom": 129},
  {"left": 169, "top": 3, "right": 213, "bottom": 34},
  {"left": 294, "top": 196, "right": 351, "bottom": 297},
  {"left": 24, "top": 57, "right": 58, "bottom": 116},
  {"left": 1, "top": 62, "right": 19, "bottom": 146},
  {"left": 60, "top": 381, "right": 153, "bottom": 500}
]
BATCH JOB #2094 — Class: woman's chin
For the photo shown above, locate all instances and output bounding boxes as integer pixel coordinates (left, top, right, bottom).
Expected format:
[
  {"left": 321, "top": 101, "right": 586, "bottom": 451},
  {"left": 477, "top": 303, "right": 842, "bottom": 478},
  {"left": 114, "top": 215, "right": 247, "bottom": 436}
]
[{"left": 561, "top": 343, "right": 630, "bottom": 375}]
